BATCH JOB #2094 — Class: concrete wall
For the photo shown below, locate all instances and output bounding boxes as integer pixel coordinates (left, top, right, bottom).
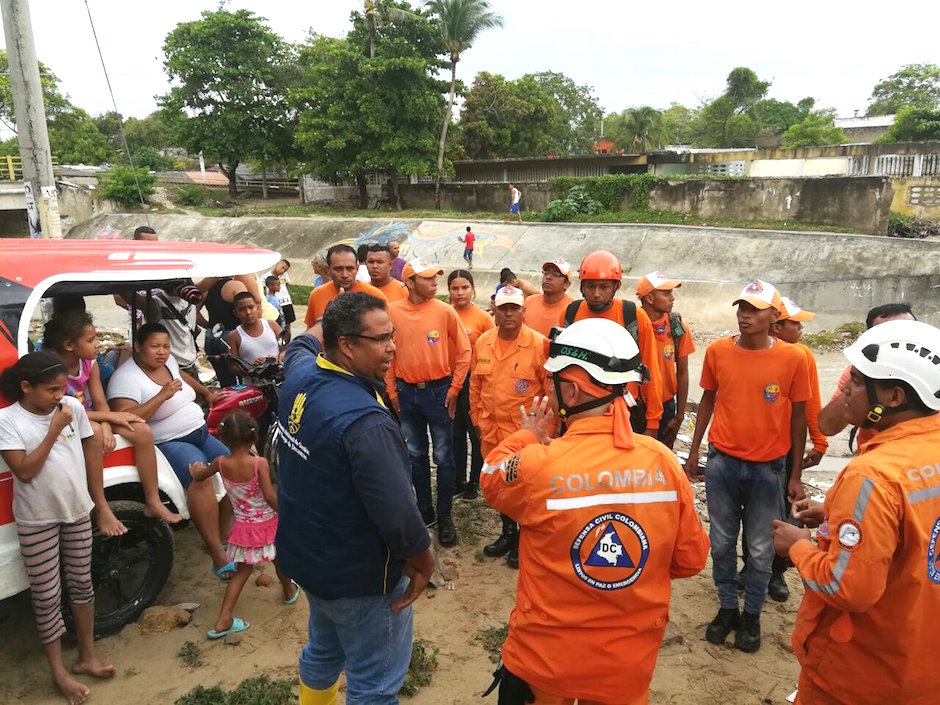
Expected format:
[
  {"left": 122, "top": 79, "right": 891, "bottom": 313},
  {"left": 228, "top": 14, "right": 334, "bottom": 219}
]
[
  {"left": 648, "top": 177, "right": 892, "bottom": 235},
  {"left": 889, "top": 177, "right": 940, "bottom": 219},
  {"left": 398, "top": 182, "right": 555, "bottom": 212},
  {"left": 67, "top": 213, "right": 940, "bottom": 330}
]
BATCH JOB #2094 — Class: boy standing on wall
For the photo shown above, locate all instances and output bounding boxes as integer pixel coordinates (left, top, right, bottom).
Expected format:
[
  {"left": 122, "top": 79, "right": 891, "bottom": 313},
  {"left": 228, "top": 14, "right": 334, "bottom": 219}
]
[{"left": 685, "top": 280, "right": 810, "bottom": 653}]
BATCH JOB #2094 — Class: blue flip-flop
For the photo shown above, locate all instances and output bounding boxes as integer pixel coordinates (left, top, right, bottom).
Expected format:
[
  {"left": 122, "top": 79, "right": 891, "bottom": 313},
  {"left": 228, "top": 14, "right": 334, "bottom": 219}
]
[
  {"left": 207, "top": 617, "right": 250, "bottom": 640},
  {"left": 211, "top": 560, "right": 236, "bottom": 581},
  {"left": 284, "top": 580, "right": 301, "bottom": 606}
]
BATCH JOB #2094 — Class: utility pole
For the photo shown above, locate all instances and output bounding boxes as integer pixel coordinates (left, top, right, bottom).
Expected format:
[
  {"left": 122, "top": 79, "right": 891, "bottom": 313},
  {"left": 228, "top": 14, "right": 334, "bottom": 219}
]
[{"left": 1, "top": 0, "right": 61, "bottom": 238}]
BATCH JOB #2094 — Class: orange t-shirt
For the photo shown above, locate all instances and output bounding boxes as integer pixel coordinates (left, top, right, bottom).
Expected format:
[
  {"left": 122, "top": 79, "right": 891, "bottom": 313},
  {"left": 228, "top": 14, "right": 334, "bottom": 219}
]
[
  {"left": 374, "top": 279, "right": 407, "bottom": 303},
  {"left": 454, "top": 303, "right": 495, "bottom": 368},
  {"left": 700, "top": 337, "right": 811, "bottom": 462},
  {"left": 304, "top": 280, "right": 387, "bottom": 326},
  {"left": 649, "top": 313, "right": 696, "bottom": 403},
  {"left": 564, "top": 300, "right": 664, "bottom": 432},
  {"left": 385, "top": 298, "right": 471, "bottom": 400},
  {"left": 796, "top": 342, "right": 828, "bottom": 454},
  {"left": 830, "top": 364, "right": 875, "bottom": 450},
  {"left": 524, "top": 293, "right": 572, "bottom": 338}
]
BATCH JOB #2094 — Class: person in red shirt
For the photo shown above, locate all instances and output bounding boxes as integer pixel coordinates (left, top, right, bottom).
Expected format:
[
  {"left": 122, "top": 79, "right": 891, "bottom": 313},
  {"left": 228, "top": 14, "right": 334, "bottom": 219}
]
[
  {"left": 773, "top": 320, "right": 940, "bottom": 705},
  {"left": 636, "top": 271, "right": 695, "bottom": 449},
  {"left": 481, "top": 318, "right": 708, "bottom": 705},
  {"left": 523, "top": 259, "right": 573, "bottom": 338},
  {"left": 685, "top": 280, "right": 810, "bottom": 653},
  {"left": 559, "top": 251, "right": 664, "bottom": 437},
  {"left": 304, "top": 244, "right": 387, "bottom": 326},
  {"left": 385, "top": 259, "right": 471, "bottom": 546},
  {"left": 458, "top": 226, "right": 475, "bottom": 269}
]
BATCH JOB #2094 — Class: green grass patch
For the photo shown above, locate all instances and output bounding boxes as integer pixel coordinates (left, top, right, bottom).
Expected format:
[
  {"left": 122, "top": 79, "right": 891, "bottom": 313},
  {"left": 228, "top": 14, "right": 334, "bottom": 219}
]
[
  {"left": 176, "top": 640, "right": 202, "bottom": 669},
  {"left": 801, "top": 321, "right": 865, "bottom": 352},
  {"left": 287, "top": 283, "right": 314, "bottom": 304},
  {"left": 476, "top": 623, "right": 509, "bottom": 663},
  {"left": 175, "top": 676, "right": 293, "bottom": 705},
  {"left": 399, "top": 639, "right": 438, "bottom": 697}
]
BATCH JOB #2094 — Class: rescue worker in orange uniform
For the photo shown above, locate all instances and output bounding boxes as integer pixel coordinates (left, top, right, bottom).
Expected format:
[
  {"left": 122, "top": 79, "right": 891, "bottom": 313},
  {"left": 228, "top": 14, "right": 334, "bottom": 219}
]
[
  {"left": 481, "top": 318, "right": 709, "bottom": 705},
  {"left": 470, "top": 285, "right": 548, "bottom": 567},
  {"left": 772, "top": 319, "right": 940, "bottom": 705},
  {"left": 558, "top": 251, "right": 663, "bottom": 437}
]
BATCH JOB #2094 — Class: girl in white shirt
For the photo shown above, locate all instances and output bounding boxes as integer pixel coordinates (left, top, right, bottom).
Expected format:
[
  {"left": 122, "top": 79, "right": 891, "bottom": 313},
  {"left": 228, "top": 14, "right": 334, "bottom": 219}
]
[{"left": 0, "top": 351, "right": 118, "bottom": 704}]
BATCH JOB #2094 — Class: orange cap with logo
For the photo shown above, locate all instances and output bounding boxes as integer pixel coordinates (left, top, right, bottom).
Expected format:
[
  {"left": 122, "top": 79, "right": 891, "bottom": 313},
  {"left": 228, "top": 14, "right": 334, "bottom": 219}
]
[
  {"left": 733, "top": 280, "right": 783, "bottom": 312},
  {"left": 401, "top": 258, "right": 443, "bottom": 280},
  {"left": 636, "top": 271, "right": 682, "bottom": 298},
  {"left": 579, "top": 250, "right": 622, "bottom": 281},
  {"left": 778, "top": 296, "right": 816, "bottom": 322}
]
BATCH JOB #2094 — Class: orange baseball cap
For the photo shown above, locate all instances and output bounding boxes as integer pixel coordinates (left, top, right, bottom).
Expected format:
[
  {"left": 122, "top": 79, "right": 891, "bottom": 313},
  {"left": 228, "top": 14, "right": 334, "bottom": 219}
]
[
  {"left": 778, "top": 296, "right": 816, "bottom": 322},
  {"left": 494, "top": 285, "right": 525, "bottom": 307},
  {"left": 636, "top": 271, "right": 682, "bottom": 298},
  {"left": 733, "top": 280, "right": 783, "bottom": 311},
  {"left": 401, "top": 258, "right": 443, "bottom": 280},
  {"left": 542, "top": 258, "right": 572, "bottom": 279}
]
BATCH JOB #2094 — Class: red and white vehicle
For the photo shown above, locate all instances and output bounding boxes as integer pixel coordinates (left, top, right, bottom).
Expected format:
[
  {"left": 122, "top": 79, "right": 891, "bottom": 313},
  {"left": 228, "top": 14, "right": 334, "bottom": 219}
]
[{"left": 0, "top": 239, "right": 280, "bottom": 635}]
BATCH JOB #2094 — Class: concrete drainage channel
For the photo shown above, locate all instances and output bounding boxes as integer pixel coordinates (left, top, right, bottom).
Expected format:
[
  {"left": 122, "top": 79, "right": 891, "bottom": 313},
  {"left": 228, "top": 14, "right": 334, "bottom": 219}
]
[{"left": 68, "top": 213, "right": 940, "bottom": 330}]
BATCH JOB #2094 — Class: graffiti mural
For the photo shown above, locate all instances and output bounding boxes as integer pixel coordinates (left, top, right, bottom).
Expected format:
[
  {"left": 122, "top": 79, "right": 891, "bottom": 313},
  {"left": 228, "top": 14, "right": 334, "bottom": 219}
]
[{"left": 347, "top": 221, "right": 515, "bottom": 262}]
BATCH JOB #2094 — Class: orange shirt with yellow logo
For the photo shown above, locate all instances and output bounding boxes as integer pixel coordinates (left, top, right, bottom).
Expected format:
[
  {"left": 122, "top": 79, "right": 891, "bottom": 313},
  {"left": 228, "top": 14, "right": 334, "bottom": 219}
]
[
  {"left": 470, "top": 325, "right": 548, "bottom": 453},
  {"left": 304, "top": 280, "right": 387, "bottom": 327},
  {"left": 480, "top": 416, "right": 709, "bottom": 703},
  {"left": 789, "top": 414, "right": 940, "bottom": 704},
  {"left": 700, "top": 337, "right": 811, "bottom": 462},
  {"left": 524, "top": 293, "right": 572, "bottom": 338},
  {"left": 649, "top": 313, "right": 695, "bottom": 403},
  {"left": 385, "top": 298, "right": 471, "bottom": 400},
  {"left": 562, "top": 300, "right": 664, "bottom": 432}
]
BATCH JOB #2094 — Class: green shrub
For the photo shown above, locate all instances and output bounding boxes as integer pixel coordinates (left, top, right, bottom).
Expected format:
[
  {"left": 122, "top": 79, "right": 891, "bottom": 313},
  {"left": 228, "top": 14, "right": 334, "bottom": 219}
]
[
  {"left": 132, "top": 146, "right": 173, "bottom": 171},
  {"left": 98, "top": 166, "right": 157, "bottom": 208},
  {"left": 549, "top": 174, "right": 660, "bottom": 211},
  {"left": 543, "top": 184, "right": 604, "bottom": 222},
  {"left": 174, "top": 183, "right": 210, "bottom": 207},
  {"left": 399, "top": 639, "right": 438, "bottom": 697},
  {"left": 175, "top": 676, "right": 293, "bottom": 705}
]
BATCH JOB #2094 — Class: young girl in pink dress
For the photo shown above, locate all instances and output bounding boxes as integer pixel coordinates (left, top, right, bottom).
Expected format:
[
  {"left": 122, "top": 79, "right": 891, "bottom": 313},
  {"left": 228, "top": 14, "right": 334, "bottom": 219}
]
[{"left": 189, "top": 410, "right": 299, "bottom": 639}]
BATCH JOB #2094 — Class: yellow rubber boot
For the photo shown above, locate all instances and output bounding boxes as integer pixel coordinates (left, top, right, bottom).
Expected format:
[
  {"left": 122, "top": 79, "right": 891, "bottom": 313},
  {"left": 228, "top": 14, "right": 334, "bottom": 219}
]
[{"left": 299, "top": 679, "right": 338, "bottom": 705}]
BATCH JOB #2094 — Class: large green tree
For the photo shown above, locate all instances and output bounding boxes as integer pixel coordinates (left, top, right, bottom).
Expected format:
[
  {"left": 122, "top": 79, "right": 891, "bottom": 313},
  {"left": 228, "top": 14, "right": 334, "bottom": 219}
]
[
  {"left": 457, "top": 72, "right": 563, "bottom": 159},
  {"left": 690, "top": 67, "right": 770, "bottom": 148},
  {"left": 879, "top": 106, "right": 940, "bottom": 142},
  {"left": 48, "top": 108, "right": 115, "bottom": 164},
  {"left": 425, "top": 0, "right": 503, "bottom": 207},
  {"left": 159, "top": 9, "right": 296, "bottom": 196},
  {"left": 867, "top": 63, "right": 940, "bottom": 116},
  {"left": 660, "top": 103, "right": 697, "bottom": 146},
  {"left": 292, "top": 7, "right": 446, "bottom": 208},
  {"left": 605, "top": 106, "right": 668, "bottom": 152},
  {"left": 780, "top": 111, "right": 847, "bottom": 148},
  {"left": 529, "top": 71, "right": 602, "bottom": 154},
  {"left": 0, "top": 49, "right": 72, "bottom": 133}
]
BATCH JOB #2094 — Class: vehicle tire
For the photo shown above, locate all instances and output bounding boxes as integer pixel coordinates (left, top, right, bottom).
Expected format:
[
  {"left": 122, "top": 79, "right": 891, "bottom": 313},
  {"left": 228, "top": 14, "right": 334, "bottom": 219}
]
[
  {"left": 69, "top": 500, "right": 174, "bottom": 638},
  {"left": 264, "top": 423, "right": 279, "bottom": 484}
]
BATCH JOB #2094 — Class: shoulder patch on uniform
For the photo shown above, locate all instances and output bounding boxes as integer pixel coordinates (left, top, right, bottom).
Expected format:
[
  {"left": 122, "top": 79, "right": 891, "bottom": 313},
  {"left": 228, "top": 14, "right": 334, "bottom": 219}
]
[
  {"left": 837, "top": 519, "right": 862, "bottom": 551},
  {"left": 504, "top": 455, "right": 521, "bottom": 484},
  {"left": 928, "top": 516, "right": 940, "bottom": 584}
]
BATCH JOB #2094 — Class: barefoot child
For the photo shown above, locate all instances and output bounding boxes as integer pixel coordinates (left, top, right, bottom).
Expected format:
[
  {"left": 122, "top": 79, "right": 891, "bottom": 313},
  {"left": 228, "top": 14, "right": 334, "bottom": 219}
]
[
  {"left": 0, "top": 351, "right": 116, "bottom": 704},
  {"left": 189, "top": 410, "right": 299, "bottom": 639},
  {"left": 43, "top": 311, "right": 181, "bottom": 525}
]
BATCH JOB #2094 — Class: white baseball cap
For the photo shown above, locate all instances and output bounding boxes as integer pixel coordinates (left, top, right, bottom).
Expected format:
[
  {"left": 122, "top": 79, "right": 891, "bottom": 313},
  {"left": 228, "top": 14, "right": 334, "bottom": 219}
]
[
  {"left": 542, "top": 258, "right": 572, "bottom": 279},
  {"left": 733, "top": 280, "right": 783, "bottom": 311},
  {"left": 636, "top": 271, "right": 682, "bottom": 297},
  {"left": 401, "top": 258, "right": 443, "bottom": 279},
  {"left": 778, "top": 296, "right": 816, "bottom": 322},
  {"left": 494, "top": 285, "right": 525, "bottom": 307}
]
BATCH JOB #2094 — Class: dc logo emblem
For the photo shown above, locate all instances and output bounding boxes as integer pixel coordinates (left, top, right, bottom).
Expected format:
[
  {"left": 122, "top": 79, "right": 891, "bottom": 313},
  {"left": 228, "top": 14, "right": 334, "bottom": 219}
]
[
  {"left": 663, "top": 344, "right": 675, "bottom": 361},
  {"left": 514, "top": 379, "right": 530, "bottom": 394},
  {"left": 764, "top": 382, "right": 780, "bottom": 403},
  {"left": 928, "top": 517, "right": 940, "bottom": 585},
  {"left": 570, "top": 512, "right": 650, "bottom": 591},
  {"left": 745, "top": 280, "right": 764, "bottom": 294}
]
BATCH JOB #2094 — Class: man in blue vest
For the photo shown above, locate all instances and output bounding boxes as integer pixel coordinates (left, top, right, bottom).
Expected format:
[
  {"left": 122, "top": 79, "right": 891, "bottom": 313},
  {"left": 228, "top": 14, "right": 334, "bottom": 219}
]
[{"left": 276, "top": 292, "right": 435, "bottom": 705}]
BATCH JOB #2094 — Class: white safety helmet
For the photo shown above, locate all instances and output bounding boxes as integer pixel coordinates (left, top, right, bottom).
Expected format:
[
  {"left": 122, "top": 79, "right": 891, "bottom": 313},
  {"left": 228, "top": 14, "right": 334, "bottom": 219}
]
[
  {"left": 546, "top": 318, "right": 643, "bottom": 385},
  {"left": 844, "top": 319, "right": 940, "bottom": 411}
]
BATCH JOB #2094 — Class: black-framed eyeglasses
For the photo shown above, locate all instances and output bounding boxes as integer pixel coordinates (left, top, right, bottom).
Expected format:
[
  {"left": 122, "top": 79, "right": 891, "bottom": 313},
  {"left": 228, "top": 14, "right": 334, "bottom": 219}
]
[{"left": 348, "top": 329, "right": 396, "bottom": 344}]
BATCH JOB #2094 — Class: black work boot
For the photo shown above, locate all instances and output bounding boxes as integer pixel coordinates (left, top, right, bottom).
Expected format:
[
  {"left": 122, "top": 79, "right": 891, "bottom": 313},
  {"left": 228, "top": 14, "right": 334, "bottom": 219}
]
[
  {"left": 768, "top": 573, "right": 789, "bottom": 602},
  {"left": 484, "top": 515, "right": 514, "bottom": 558},
  {"left": 734, "top": 611, "right": 761, "bottom": 653},
  {"left": 506, "top": 525, "right": 519, "bottom": 569},
  {"left": 705, "top": 608, "right": 739, "bottom": 645},
  {"left": 437, "top": 515, "right": 457, "bottom": 548}
]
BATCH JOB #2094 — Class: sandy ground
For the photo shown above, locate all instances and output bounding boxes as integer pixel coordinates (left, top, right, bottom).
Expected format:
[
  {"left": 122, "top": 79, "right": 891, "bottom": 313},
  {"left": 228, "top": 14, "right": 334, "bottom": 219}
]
[{"left": 1, "top": 308, "right": 854, "bottom": 705}]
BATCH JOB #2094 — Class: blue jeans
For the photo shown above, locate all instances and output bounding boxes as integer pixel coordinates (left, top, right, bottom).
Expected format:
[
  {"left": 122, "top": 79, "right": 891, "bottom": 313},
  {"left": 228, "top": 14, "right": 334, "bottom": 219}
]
[
  {"left": 300, "top": 576, "right": 413, "bottom": 704},
  {"left": 705, "top": 446, "right": 786, "bottom": 616},
  {"left": 396, "top": 380, "right": 455, "bottom": 518},
  {"left": 157, "top": 424, "right": 230, "bottom": 488}
]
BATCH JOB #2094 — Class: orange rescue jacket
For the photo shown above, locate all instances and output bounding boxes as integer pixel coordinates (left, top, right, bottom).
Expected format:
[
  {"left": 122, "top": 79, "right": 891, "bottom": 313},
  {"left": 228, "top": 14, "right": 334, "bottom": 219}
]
[
  {"left": 481, "top": 416, "right": 709, "bottom": 703},
  {"left": 789, "top": 413, "right": 940, "bottom": 705}
]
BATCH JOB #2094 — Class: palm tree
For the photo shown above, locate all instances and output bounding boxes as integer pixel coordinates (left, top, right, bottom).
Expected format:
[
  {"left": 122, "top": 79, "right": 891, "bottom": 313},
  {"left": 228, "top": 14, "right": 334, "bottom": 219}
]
[
  {"left": 620, "top": 106, "right": 668, "bottom": 152},
  {"left": 363, "top": 0, "right": 420, "bottom": 58},
  {"left": 425, "top": 0, "right": 504, "bottom": 208}
]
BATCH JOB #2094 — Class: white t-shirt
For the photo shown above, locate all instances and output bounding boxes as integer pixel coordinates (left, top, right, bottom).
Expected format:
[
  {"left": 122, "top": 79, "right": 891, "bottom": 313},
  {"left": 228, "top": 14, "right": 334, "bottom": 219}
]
[
  {"left": 268, "top": 269, "right": 293, "bottom": 306},
  {"left": 511, "top": 187, "right": 521, "bottom": 204},
  {"left": 0, "top": 396, "right": 95, "bottom": 526},
  {"left": 356, "top": 264, "right": 370, "bottom": 283},
  {"left": 107, "top": 356, "right": 205, "bottom": 444}
]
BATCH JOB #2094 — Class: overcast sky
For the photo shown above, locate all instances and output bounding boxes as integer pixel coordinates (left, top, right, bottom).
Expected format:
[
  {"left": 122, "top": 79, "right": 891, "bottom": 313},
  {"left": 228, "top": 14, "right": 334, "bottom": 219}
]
[{"left": 9, "top": 0, "right": 940, "bottom": 122}]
